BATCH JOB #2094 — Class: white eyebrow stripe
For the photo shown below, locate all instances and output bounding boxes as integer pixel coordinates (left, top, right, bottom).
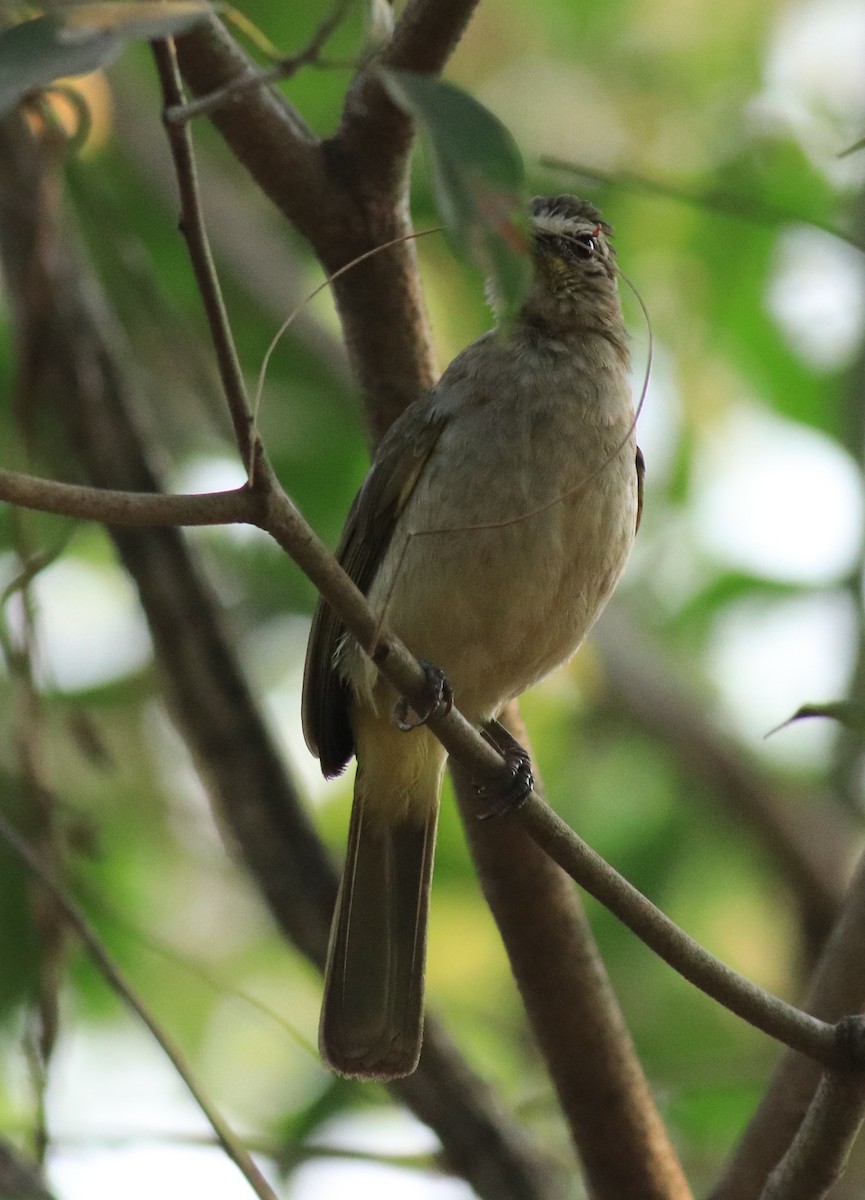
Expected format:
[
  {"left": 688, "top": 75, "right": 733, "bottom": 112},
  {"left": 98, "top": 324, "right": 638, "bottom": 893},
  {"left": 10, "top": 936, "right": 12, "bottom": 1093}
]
[{"left": 532, "top": 211, "right": 599, "bottom": 238}]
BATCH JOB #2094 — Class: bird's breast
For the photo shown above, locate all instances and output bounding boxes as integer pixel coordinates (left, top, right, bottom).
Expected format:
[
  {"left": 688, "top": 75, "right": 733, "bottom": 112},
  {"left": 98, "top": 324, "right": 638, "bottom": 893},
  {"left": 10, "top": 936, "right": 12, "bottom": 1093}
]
[{"left": 347, "top": 386, "right": 638, "bottom": 723}]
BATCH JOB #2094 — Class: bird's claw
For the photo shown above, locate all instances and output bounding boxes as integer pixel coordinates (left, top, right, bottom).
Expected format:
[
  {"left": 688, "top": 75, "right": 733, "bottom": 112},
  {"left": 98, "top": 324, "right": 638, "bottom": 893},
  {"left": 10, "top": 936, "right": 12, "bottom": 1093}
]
[
  {"left": 475, "top": 721, "right": 534, "bottom": 819},
  {"left": 394, "top": 660, "right": 454, "bottom": 731}
]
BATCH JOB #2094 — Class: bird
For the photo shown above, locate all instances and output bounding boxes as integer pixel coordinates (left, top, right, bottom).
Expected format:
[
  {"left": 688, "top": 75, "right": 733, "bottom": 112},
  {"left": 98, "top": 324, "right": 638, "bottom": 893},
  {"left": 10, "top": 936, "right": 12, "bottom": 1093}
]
[{"left": 302, "top": 193, "right": 644, "bottom": 1080}]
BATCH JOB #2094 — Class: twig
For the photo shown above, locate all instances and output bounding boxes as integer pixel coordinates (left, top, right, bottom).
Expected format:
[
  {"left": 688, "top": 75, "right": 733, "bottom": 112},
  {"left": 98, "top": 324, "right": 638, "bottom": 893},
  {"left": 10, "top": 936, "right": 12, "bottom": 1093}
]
[
  {"left": 50, "top": 1128, "right": 443, "bottom": 1172},
  {"left": 165, "top": 0, "right": 356, "bottom": 124},
  {"left": 541, "top": 157, "right": 865, "bottom": 253},
  {"left": 8, "top": 505, "right": 60, "bottom": 1166},
  {"left": 152, "top": 39, "right": 256, "bottom": 470},
  {"left": 173, "top": 18, "right": 328, "bottom": 234},
  {"left": 73, "top": 879, "right": 318, "bottom": 1057},
  {"left": 0, "top": 809, "right": 281, "bottom": 1200}
]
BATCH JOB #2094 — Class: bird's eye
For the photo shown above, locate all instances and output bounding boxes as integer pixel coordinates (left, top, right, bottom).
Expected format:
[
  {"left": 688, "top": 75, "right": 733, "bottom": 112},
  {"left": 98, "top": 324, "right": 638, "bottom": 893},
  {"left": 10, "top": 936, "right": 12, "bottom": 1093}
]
[
  {"left": 572, "top": 233, "right": 598, "bottom": 258},
  {"left": 535, "top": 229, "right": 602, "bottom": 262}
]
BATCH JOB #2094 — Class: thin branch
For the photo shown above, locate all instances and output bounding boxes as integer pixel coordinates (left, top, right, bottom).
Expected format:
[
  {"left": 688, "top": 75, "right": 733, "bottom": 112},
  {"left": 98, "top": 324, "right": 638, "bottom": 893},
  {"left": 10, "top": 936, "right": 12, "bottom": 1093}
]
[
  {"left": 759, "top": 1042, "right": 865, "bottom": 1200},
  {"left": 0, "top": 468, "right": 257, "bottom": 526},
  {"left": 514, "top": 790, "right": 840, "bottom": 1064},
  {"left": 152, "top": 39, "right": 256, "bottom": 470},
  {"left": 165, "top": 0, "right": 355, "bottom": 124},
  {"left": 8, "top": 505, "right": 60, "bottom": 1166},
  {"left": 173, "top": 18, "right": 333, "bottom": 237},
  {"left": 113, "top": 77, "right": 351, "bottom": 383},
  {"left": 0, "top": 809, "right": 281, "bottom": 1200},
  {"left": 52, "top": 1128, "right": 444, "bottom": 1173},
  {"left": 541, "top": 157, "right": 865, "bottom": 253}
]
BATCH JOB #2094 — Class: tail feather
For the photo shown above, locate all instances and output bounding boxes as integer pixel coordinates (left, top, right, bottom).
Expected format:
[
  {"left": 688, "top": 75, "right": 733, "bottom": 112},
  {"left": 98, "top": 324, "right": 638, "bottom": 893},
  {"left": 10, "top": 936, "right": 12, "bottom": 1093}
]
[{"left": 320, "top": 796, "right": 438, "bottom": 1080}]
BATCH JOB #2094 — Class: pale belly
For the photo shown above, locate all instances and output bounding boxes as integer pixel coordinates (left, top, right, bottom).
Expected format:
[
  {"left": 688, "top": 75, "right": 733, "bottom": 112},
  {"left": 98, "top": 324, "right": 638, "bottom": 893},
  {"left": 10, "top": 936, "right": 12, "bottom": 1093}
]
[{"left": 344, "top": 431, "right": 638, "bottom": 724}]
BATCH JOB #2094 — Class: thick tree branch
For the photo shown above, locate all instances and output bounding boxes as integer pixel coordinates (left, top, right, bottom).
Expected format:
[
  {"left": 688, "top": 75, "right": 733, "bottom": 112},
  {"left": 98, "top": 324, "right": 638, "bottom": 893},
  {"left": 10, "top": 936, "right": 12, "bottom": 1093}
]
[
  {"left": 333, "top": 0, "right": 482, "bottom": 184},
  {"left": 386, "top": 0, "right": 483, "bottom": 72}
]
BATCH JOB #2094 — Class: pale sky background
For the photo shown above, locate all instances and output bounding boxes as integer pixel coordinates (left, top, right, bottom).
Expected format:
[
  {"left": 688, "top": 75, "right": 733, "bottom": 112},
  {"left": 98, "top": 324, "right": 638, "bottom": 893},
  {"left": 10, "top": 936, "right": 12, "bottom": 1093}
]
[{"left": 5, "top": 0, "right": 865, "bottom": 1195}]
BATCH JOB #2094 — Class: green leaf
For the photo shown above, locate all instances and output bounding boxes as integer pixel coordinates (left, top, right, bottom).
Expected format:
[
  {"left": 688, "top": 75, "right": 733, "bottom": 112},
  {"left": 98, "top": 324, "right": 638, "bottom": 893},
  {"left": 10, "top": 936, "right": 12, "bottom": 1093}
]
[
  {"left": 768, "top": 701, "right": 865, "bottom": 737},
  {"left": 0, "top": 3, "right": 211, "bottom": 116},
  {"left": 379, "top": 69, "right": 532, "bottom": 319}
]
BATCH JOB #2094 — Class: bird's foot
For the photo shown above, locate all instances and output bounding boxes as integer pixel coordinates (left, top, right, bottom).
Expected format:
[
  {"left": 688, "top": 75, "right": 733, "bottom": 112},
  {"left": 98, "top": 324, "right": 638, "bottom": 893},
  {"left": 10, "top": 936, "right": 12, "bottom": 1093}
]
[
  {"left": 475, "top": 720, "right": 534, "bottom": 819},
  {"left": 394, "top": 659, "right": 454, "bottom": 731}
]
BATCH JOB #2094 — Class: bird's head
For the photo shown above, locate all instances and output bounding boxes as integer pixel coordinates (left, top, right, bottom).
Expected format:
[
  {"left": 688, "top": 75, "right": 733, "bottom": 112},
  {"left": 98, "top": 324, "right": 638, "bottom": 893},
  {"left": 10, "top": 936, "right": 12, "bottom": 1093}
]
[{"left": 520, "top": 194, "right": 624, "bottom": 334}]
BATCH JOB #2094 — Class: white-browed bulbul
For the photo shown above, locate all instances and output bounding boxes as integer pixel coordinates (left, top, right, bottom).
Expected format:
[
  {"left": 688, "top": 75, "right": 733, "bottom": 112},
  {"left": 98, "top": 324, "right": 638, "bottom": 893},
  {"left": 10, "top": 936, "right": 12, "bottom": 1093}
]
[{"left": 303, "top": 194, "right": 644, "bottom": 1080}]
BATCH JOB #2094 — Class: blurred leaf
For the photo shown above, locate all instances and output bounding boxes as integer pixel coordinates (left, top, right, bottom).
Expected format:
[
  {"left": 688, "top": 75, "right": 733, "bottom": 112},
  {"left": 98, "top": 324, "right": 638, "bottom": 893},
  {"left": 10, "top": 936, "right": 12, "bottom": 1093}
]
[
  {"left": 275, "top": 1076, "right": 365, "bottom": 1156},
  {"left": 665, "top": 571, "right": 801, "bottom": 640},
  {"left": 379, "top": 69, "right": 532, "bottom": 319},
  {"left": 769, "top": 701, "right": 865, "bottom": 737},
  {"left": 694, "top": 135, "right": 842, "bottom": 435},
  {"left": 60, "top": 2, "right": 211, "bottom": 36},
  {"left": 0, "top": 2, "right": 211, "bottom": 115}
]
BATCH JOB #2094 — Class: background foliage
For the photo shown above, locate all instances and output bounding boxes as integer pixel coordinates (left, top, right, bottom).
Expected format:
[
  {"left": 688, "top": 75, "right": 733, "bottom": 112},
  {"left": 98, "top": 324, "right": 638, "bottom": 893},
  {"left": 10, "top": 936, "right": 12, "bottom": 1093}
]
[{"left": 1, "top": 0, "right": 865, "bottom": 1197}]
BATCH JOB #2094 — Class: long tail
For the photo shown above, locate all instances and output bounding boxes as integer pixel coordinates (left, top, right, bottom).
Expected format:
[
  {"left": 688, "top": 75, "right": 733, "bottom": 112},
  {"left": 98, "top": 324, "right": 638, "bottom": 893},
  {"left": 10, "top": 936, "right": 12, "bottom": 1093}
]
[{"left": 320, "top": 793, "right": 439, "bottom": 1080}]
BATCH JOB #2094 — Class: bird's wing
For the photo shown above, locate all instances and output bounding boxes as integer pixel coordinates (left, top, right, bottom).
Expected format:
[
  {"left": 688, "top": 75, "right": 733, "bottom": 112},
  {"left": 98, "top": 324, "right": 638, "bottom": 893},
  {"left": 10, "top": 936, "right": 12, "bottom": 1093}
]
[{"left": 302, "top": 400, "right": 449, "bottom": 778}]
